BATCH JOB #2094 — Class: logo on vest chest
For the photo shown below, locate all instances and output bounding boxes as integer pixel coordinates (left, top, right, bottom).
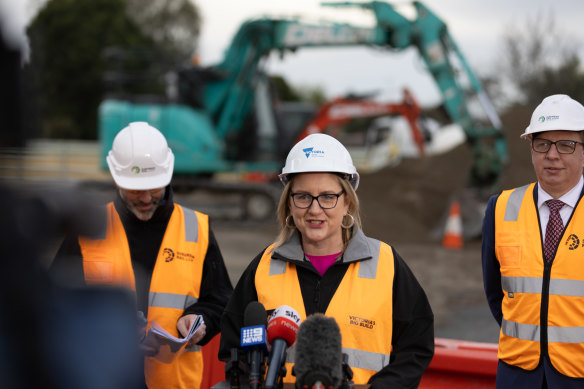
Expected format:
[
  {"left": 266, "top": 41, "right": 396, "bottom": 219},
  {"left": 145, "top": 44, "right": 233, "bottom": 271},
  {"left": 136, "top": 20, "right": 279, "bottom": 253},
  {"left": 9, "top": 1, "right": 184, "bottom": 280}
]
[
  {"left": 349, "top": 315, "right": 376, "bottom": 329},
  {"left": 163, "top": 247, "right": 195, "bottom": 262},
  {"left": 565, "top": 234, "right": 580, "bottom": 250}
]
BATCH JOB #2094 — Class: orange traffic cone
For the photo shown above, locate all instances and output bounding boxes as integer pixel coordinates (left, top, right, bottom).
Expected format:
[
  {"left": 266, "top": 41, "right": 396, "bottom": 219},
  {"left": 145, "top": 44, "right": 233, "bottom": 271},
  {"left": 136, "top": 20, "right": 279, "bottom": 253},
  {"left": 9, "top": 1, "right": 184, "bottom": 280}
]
[{"left": 442, "top": 200, "right": 463, "bottom": 249}]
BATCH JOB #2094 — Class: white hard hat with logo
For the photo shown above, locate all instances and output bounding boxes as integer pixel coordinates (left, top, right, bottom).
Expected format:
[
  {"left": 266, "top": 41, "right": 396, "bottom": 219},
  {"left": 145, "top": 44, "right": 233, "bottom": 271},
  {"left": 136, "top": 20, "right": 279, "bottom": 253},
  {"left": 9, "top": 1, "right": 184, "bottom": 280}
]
[
  {"left": 279, "top": 133, "right": 360, "bottom": 190},
  {"left": 106, "top": 122, "right": 174, "bottom": 190},
  {"left": 521, "top": 94, "right": 584, "bottom": 138}
]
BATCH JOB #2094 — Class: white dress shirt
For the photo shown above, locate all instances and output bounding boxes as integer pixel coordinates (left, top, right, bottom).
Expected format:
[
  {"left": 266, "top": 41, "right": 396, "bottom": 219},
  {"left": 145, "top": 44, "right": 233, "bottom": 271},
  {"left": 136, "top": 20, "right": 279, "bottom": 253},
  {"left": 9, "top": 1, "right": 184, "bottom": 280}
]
[{"left": 537, "top": 175, "right": 584, "bottom": 240}]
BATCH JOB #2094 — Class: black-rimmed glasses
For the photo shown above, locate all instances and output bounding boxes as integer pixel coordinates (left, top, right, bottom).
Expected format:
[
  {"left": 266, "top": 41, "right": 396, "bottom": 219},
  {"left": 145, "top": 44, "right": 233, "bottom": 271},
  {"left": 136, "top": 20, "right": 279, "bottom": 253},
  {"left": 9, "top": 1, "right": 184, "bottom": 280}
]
[
  {"left": 290, "top": 191, "right": 344, "bottom": 209},
  {"left": 532, "top": 138, "right": 584, "bottom": 154}
]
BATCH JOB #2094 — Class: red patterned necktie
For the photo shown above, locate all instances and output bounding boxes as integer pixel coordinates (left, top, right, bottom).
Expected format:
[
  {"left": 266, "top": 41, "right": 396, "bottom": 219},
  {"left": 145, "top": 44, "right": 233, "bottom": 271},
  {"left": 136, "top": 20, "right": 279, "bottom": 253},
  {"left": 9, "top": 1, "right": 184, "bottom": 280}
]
[{"left": 544, "top": 199, "right": 565, "bottom": 262}]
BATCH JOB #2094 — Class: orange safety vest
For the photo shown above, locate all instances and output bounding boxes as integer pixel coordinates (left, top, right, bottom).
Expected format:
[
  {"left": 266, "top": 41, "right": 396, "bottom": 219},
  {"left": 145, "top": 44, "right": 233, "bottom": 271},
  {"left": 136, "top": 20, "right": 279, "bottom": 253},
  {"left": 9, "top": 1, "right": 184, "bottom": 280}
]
[
  {"left": 79, "top": 202, "right": 209, "bottom": 389},
  {"left": 255, "top": 237, "right": 394, "bottom": 385},
  {"left": 495, "top": 183, "right": 584, "bottom": 378}
]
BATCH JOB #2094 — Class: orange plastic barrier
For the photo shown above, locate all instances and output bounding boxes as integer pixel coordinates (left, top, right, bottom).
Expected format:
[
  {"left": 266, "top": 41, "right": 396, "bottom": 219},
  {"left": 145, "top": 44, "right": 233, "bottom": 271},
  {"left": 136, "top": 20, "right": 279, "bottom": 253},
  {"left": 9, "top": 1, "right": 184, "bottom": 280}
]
[
  {"left": 419, "top": 337, "right": 498, "bottom": 388},
  {"left": 201, "top": 334, "right": 226, "bottom": 389},
  {"left": 201, "top": 336, "right": 499, "bottom": 389}
]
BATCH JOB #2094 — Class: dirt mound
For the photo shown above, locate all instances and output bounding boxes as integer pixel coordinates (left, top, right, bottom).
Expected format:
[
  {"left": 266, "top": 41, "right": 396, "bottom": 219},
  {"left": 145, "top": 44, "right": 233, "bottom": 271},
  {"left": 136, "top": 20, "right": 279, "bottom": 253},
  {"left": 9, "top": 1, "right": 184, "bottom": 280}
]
[{"left": 356, "top": 105, "right": 536, "bottom": 245}]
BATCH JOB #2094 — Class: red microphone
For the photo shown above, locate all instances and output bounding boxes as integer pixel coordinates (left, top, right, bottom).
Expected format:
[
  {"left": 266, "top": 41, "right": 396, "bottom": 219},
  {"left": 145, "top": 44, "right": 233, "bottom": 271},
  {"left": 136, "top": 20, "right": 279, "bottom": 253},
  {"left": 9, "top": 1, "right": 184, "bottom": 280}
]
[{"left": 264, "top": 305, "right": 301, "bottom": 389}]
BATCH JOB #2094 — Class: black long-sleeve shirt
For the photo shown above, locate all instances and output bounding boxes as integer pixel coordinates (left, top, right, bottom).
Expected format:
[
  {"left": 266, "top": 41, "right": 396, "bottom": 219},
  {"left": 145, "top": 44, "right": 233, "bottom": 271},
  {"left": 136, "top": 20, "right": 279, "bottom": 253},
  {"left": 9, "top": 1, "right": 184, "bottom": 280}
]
[
  {"left": 50, "top": 187, "right": 233, "bottom": 345},
  {"left": 219, "top": 230, "right": 434, "bottom": 389}
]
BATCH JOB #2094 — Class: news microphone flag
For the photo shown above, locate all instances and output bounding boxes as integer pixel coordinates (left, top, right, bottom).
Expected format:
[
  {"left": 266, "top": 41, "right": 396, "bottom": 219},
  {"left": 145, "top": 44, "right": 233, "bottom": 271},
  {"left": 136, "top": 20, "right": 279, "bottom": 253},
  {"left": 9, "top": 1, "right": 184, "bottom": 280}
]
[
  {"left": 264, "top": 305, "right": 301, "bottom": 389},
  {"left": 242, "top": 301, "right": 269, "bottom": 389},
  {"left": 241, "top": 326, "right": 267, "bottom": 349}
]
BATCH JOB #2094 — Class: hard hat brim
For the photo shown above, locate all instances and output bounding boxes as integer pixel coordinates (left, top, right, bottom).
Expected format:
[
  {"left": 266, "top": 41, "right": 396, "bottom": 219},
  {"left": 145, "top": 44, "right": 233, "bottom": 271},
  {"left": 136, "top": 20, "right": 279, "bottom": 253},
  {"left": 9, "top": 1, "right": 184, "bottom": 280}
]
[{"left": 107, "top": 154, "right": 174, "bottom": 190}]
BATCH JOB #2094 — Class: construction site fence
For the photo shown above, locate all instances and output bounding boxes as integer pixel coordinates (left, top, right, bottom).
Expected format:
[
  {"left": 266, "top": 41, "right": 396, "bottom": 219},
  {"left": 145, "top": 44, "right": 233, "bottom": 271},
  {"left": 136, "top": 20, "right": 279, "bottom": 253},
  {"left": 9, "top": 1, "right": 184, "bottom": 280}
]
[{"left": 0, "top": 139, "right": 108, "bottom": 184}]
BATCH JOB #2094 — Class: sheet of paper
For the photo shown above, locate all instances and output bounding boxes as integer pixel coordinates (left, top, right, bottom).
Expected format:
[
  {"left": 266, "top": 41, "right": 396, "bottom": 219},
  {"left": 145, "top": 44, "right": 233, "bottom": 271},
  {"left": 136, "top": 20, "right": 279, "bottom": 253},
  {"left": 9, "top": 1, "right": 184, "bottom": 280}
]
[{"left": 143, "top": 315, "right": 204, "bottom": 364}]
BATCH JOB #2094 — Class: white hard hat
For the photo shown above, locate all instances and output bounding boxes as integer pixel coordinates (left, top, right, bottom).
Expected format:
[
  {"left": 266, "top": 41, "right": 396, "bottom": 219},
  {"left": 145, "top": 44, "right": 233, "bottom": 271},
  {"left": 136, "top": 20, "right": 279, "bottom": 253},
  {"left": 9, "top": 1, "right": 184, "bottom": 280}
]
[
  {"left": 279, "top": 133, "right": 360, "bottom": 190},
  {"left": 521, "top": 94, "right": 584, "bottom": 138},
  {"left": 106, "top": 122, "right": 174, "bottom": 190}
]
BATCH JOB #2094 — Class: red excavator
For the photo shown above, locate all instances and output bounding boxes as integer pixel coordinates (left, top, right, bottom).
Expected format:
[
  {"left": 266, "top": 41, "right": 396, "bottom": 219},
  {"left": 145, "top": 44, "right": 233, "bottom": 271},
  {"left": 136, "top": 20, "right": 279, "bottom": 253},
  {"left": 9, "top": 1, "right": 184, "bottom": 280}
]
[
  {"left": 295, "top": 88, "right": 466, "bottom": 174},
  {"left": 297, "top": 88, "right": 427, "bottom": 157}
]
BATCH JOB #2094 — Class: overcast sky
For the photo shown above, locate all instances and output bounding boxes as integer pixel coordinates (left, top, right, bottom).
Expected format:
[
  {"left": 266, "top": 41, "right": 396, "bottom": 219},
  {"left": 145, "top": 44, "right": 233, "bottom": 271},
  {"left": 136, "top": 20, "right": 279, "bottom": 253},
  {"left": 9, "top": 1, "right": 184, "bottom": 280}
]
[
  {"left": 195, "top": 0, "right": 584, "bottom": 106},
  {"left": 3, "top": 0, "right": 584, "bottom": 106}
]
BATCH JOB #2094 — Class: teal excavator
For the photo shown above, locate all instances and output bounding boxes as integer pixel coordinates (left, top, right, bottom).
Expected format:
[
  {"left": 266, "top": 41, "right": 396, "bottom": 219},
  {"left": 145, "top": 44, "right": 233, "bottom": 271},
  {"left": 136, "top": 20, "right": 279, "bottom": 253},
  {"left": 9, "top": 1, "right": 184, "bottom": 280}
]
[{"left": 99, "top": 1, "right": 507, "bottom": 222}]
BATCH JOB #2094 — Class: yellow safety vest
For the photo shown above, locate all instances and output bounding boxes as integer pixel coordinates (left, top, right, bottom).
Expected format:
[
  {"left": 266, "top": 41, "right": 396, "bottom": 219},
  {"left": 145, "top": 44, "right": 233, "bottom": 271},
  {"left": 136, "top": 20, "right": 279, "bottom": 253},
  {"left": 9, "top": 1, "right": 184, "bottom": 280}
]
[
  {"left": 79, "top": 202, "right": 209, "bottom": 389},
  {"left": 255, "top": 237, "right": 394, "bottom": 385},
  {"left": 495, "top": 183, "right": 584, "bottom": 378}
]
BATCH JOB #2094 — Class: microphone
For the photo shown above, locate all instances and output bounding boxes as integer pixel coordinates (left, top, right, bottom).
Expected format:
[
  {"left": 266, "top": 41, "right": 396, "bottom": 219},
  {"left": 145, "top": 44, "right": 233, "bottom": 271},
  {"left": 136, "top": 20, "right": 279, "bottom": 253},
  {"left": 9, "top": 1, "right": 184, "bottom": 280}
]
[
  {"left": 241, "top": 301, "right": 268, "bottom": 389},
  {"left": 294, "top": 313, "right": 343, "bottom": 389},
  {"left": 264, "top": 305, "right": 301, "bottom": 389}
]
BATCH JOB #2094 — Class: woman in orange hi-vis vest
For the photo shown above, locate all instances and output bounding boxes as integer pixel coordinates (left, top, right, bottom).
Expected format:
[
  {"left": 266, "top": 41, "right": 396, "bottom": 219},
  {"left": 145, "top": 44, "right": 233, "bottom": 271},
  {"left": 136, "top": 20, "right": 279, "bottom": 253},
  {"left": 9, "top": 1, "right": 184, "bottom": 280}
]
[
  {"left": 51, "top": 122, "right": 233, "bottom": 389},
  {"left": 219, "top": 133, "right": 434, "bottom": 388}
]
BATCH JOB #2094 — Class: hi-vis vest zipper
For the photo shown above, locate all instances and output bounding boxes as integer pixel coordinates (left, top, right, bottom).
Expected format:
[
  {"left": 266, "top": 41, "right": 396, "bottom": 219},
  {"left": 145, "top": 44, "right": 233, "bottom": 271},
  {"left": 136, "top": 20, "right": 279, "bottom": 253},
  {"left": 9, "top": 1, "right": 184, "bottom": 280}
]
[
  {"left": 79, "top": 202, "right": 209, "bottom": 389},
  {"left": 255, "top": 238, "right": 394, "bottom": 385},
  {"left": 495, "top": 183, "right": 584, "bottom": 378}
]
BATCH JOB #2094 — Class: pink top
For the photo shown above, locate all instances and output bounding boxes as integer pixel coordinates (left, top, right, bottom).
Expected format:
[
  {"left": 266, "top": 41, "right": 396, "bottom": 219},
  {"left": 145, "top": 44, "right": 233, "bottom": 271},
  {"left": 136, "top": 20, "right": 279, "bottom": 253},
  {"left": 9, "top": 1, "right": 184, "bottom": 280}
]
[{"left": 305, "top": 252, "right": 342, "bottom": 277}]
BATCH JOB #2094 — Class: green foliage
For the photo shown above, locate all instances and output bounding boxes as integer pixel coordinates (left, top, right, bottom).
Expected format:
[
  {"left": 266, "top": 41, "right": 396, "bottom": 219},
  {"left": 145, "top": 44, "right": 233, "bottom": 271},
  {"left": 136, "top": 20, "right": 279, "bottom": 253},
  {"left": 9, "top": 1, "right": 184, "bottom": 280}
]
[
  {"left": 269, "top": 75, "right": 328, "bottom": 105},
  {"left": 521, "top": 55, "right": 584, "bottom": 107},
  {"left": 493, "top": 11, "right": 584, "bottom": 108},
  {"left": 295, "top": 85, "right": 328, "bottom": 106},
  {"left": 26, "top": 0, "right": 201, "bottom": 140},
  {"left": 269, "top": 75, "right": 301, "bottom": 102},
  {"left": 125, "top": 0, "right": 201, "bottom": 63},
  {"left": 27, "top": 0, "right": 151, "bottom": 139}
]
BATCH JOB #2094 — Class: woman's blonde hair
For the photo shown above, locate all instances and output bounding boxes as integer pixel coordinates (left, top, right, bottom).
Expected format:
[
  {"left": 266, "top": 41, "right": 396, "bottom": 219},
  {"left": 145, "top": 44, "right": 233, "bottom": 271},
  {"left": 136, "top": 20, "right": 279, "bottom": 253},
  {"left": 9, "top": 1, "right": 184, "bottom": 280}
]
[{"left": 271, "top": 173, "right": 362, "bottom": 253}]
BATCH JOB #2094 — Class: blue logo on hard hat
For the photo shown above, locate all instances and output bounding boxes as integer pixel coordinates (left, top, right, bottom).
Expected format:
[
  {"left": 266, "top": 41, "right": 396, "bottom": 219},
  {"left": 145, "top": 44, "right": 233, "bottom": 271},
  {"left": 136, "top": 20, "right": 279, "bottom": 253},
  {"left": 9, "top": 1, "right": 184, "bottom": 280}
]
[
  {"left": 302, "top": 147, "right": 325, "bottom": 158},
  {"left": 538, "top": 116, "right": 545, "bottom": 123}
]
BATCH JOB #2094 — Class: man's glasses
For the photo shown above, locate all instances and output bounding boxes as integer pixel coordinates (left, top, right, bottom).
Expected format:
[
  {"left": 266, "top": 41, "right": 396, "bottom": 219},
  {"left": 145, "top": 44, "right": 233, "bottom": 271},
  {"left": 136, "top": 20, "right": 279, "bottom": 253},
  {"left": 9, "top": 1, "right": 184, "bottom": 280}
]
[
  {"left": 532, "top": 138, "right": 584, "bottom": 154},
  {"left": 290, "top": 191, "right": 344, "bottom": 209}
]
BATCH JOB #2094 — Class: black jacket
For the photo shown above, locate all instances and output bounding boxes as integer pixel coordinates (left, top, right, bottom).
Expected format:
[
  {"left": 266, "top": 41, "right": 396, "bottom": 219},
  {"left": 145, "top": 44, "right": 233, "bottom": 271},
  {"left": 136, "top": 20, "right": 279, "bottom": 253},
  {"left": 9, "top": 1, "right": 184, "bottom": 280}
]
[
  {"left": 51, "top": 186, "right": 233, "bottom": 346},
  {"left": 219, "top": 229, "right": 434, "bottom": 389}
]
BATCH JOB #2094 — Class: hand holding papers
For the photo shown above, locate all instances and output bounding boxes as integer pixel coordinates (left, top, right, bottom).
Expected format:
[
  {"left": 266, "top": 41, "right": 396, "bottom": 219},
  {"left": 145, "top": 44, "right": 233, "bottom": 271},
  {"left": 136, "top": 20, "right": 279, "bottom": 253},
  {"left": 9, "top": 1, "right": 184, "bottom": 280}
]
[{"left": 142, "top": 315, "right": 204, "bottom": 363}]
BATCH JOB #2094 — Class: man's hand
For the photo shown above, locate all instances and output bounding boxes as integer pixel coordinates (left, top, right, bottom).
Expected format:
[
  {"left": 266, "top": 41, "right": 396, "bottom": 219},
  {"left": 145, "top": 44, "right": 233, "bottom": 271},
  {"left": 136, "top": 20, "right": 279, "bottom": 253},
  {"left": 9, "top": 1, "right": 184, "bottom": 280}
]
[
  {"left": 177, "top": 314, "right": 206, "bottom": 348},
  {"left": 140, "top": 341, "right": 159, "bottom": 357}
]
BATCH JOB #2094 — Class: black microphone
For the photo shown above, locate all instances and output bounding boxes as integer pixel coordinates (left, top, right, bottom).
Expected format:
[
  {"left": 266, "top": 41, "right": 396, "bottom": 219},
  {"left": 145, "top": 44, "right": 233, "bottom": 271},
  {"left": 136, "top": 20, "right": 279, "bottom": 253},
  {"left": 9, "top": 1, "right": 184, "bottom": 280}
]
[
  {"left": 264, "top": 305, "right": 302, "bottom": 389},
  {"left": 241, "top": 301, "right": 268, "bottom": 389},
  {"left": 294, "top": 313, "right": 343, "bottom": 389}
]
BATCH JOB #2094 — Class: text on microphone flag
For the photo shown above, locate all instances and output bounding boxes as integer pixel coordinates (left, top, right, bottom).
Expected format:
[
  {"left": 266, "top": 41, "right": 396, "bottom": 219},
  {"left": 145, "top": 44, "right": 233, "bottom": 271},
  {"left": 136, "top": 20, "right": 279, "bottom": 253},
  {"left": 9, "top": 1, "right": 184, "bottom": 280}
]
[{"left": 241, "top": 325, "right": 267, "bottom": 347}]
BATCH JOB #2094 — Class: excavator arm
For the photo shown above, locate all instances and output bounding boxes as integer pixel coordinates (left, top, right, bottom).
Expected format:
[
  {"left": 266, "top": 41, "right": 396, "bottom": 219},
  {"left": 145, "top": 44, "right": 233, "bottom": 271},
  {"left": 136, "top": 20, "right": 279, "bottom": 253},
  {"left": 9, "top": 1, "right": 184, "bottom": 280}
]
[
  {"left": 321, "top": 1, "right": 508, "bottom": 193},
  {"left": 204, "top": 1, "right": 506, "bottom": 194},
  {"left": 99, "top": 1, "right": 507, "bottom": 223}
]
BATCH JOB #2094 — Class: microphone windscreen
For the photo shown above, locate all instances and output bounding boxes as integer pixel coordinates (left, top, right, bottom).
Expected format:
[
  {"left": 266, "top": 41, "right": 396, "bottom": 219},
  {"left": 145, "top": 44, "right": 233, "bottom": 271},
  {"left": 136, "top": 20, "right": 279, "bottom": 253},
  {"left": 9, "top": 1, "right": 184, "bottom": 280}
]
[
  {"left": 244, "top": 301, "right": 268, "bottom": 327},
  {"left": 267, "top": 305, "right": 301, "bottom": 346},
  {"left": 294, "top": 313, "right": 343, "bottom": 388}
]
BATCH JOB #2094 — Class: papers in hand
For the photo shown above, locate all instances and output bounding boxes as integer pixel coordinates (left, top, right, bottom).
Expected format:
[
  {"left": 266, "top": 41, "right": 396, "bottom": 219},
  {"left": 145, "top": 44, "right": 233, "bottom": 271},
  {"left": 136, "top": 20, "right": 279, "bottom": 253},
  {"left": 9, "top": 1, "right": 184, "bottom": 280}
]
[{"left": 143, "top": 315, "right": 204, "bottom": 364}]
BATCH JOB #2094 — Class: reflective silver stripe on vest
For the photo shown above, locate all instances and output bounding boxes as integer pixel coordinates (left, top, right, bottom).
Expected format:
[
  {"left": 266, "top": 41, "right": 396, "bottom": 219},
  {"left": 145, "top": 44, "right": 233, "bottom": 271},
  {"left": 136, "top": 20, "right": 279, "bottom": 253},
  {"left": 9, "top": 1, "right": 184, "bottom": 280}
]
[
  {"left": 502, "top": 318, "right": 540, "bottom": 341},
  {"left": 269, "top": 258, "right": 287, "bottom": 275},
  {"left": 502, "top": 276, "right": 542, "bottom": 294},
  {"left": 149, "top": 292, "right": 198, "bottom": 309},
  {"left": 181, "top": 206, "right": 199, "bottom": 243},
  {"left": 549, "top": 278, "right": 584, "bottom": 297},
  {"left": 548, "top": 325, "right": 584, "bottom": 343},
  {"left": 285, "top": 344, "right": 296, "bottom": 363},
  {"left": 343, "top": 347, "right": 390, "bottom": 371},
  {"left": 504, "top": 184, "right": 530, "bottom": 221},
  {"left": 503, "top": 276, "right": 584, "bottom": 297},
  {"left": 185, "top": 345, "right": 201, "bottom": 352},
  {"left": 358, "top": 238, "right": 381, "bottom": 279},
  {"left": 285, "top": 345, "right": 389, "bottom": 372},
  {"left": 502, "top": 318, "right": 584, "bottom": 343}
]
